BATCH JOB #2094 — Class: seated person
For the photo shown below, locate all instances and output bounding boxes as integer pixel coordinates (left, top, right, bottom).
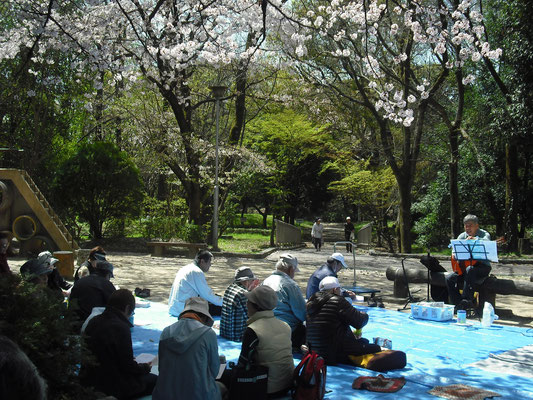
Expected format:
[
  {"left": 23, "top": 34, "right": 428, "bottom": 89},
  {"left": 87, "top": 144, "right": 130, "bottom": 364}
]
[
  {"left": 306, "top": 252, "right": 356, "bottom": 299},
  {"left": 263, "top": 254, "right": 306, "bottom": 349},
  {"left": 0, "top": 335, "right": 47, "bottom": 400},
  {"left": 446, "top": 214, "right": 492, "bottom": 309},
  {"left": 20, "top": 258, "right": 54, "bottom": 288},
  {"left": 82, "top": 289, "right": 156, "bottom": 399},
  {"left": 306, "top": 277, "right": 381, "bottom": 366},
  {"left": 69, "top": 260, "right": 116, "bottom": 323},
  {"left": 74, "top": 246, "right": 106, "bottom": 281},
  {"left": 237, "top": 285, "right": 294, "bottom": 397},
  {"left": 36, "top": 251, "right": 72, "bottom": 296},
  {"left": 153, "top": 297, "right": 224, "bottom": 400},
  {"left": 220, "top": 266, "right": 259, "bottom": 341},
  {"left": 168, "top": 250, "right": 223, "bottom": 317},
  {"left": 0, "top": 231, "right": 13, "bottom": 275}
]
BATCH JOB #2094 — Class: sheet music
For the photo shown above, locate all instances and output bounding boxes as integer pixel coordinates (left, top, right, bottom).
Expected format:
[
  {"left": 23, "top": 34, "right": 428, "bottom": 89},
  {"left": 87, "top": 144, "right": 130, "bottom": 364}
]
[{"left": 450, "top": 239, "right": 498, "bottom": 262}]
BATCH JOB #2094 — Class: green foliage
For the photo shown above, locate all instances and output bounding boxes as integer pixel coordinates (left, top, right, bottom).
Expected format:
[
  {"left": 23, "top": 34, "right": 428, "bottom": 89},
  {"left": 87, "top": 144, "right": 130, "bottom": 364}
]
[
  {"left": 139, "top": 197, "right": 188, "bottom": 240},
  {"left": 53, "top": 142, "right": 145, "bottom": 239},
  {"left": 412, "top": 171, "right": 451, "bottom": 249},
  {"left": 245, "top": 109, "right": 338, "bottom": 219},
  {"left": 0, "top": 274, "right": 96, "bottom": 400}
]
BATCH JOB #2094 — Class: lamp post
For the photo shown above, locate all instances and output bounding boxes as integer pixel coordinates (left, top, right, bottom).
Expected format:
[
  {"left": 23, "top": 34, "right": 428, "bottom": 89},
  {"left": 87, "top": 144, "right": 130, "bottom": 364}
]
[{"left": 209, "top": 85, "right": 226, "bottom": 251}]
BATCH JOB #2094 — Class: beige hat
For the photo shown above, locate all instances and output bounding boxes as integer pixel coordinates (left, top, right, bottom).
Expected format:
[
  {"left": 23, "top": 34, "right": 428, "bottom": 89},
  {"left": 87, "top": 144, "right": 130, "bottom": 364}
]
[
  {"left": 244, "top": 285, "right": 278, "bottom": 311},
  {"left": 319, "top": 276, "right": 341, "bottom": 291},
  {"left": 179, "top": 297, "right": 214, "bottom": 327}
]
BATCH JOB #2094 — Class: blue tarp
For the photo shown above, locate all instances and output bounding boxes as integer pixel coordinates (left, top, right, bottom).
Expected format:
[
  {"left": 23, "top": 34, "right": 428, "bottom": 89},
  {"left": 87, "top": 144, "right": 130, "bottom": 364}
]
[{"left": 132, "top": 302, "right": 533, "bottom": 399}]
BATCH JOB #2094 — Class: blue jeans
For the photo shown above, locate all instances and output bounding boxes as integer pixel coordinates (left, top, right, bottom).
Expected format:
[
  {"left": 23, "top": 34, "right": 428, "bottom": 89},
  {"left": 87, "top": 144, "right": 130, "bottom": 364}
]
[{"left": 445, "top": 264, "right": 491, "bottom": 305}]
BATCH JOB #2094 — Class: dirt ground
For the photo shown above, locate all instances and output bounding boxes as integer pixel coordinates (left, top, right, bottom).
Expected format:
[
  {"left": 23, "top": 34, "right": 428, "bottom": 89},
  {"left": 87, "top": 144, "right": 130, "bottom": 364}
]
[{"left": 8, "top": 242, "right": 533, "bottom": 328}]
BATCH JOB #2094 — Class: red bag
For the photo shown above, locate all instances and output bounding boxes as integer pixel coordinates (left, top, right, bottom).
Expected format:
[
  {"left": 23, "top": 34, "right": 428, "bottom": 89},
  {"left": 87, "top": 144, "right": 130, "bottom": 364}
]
[{"left": 293, "top": 351, "right": 326, "bottom": 400}]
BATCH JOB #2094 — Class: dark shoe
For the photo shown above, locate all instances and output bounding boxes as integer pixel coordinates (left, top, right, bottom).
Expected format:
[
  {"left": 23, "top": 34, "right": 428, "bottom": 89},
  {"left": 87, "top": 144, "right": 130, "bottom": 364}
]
[{"left": 367, "top": 298, "right": 377, "bottom": 307}]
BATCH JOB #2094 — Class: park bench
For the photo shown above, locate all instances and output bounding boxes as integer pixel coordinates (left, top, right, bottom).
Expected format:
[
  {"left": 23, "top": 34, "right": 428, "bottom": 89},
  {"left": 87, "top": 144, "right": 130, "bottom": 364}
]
[
  {"left": 385, "top": 265, "right": 533, "bottom": 310},
  {"left": 147, "top": 241, "right": 208, "bottom": 258}
]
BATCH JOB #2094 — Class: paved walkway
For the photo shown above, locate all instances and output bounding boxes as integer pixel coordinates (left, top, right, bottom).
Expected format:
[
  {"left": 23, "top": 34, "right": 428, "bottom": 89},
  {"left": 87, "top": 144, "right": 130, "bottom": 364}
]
[{"left": 8, "top": 242, "right": 533, "bottom": 327}]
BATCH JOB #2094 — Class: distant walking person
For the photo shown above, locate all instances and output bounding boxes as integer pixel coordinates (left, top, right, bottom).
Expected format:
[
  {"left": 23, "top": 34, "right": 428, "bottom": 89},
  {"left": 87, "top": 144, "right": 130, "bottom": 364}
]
[
  {"left": 311, "top": 218, "right": 324, "bottom": 251},
  {"left": 344, "top": 217, "right": 355, "bottom": 252}
]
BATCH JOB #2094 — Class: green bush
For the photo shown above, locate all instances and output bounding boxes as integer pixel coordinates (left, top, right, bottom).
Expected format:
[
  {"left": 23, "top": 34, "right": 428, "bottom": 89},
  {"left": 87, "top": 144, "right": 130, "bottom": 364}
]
[
  {"left": 0, "top": 274, "right": 96, "bottom": 399},
  {"left": 54, "top": 142, "right": 145, "bottom": 239}
]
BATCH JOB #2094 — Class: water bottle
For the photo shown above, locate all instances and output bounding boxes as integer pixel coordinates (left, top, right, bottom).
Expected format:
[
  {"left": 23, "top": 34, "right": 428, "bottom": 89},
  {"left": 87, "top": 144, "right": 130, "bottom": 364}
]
[{"left": 481, "top": 302, "right": 494, "bottom": 327}]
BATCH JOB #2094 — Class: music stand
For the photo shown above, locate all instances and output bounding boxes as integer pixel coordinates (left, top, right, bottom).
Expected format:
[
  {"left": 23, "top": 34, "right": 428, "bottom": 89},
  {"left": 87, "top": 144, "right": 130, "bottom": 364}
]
[
  {"left": 419, "top": 253, "right": 447, "bottom": 301},
  {"left": 398, "top": 257, "right": 418, "bottom": 311}
]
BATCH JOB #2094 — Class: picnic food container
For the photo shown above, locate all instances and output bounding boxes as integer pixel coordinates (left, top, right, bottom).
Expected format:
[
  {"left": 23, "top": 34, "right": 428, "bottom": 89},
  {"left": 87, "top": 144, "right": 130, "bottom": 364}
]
[{"left": 410, "top": 302, "right": 454, "bottom": 322}]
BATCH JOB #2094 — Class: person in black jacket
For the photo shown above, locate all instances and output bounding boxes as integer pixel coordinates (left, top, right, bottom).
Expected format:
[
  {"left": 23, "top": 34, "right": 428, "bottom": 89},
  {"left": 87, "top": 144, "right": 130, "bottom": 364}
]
[
  {"left": 306, "top": 276, "right": 380, "bottom": 365},
  {"left": 82, "top": 289, "right": 157, "bottom": 399},
  {"left": 69, "top": 259, "right": 116, "bottom": 324}
]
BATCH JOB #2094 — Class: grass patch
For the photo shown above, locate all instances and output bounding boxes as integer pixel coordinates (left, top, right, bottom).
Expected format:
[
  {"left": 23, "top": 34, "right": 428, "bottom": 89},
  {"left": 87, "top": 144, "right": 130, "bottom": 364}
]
[{"left": 218, "top": 231, "right": 271, "bottom": 253}]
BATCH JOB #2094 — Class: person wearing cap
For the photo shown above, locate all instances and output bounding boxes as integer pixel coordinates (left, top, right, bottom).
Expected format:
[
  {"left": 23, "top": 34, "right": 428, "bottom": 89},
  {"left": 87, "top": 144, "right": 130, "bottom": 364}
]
[
  {"left": 263, "top": 253, "right": 307, "bottom": 349},
  {"left": 344, "top": 217, "right": 355, "bottom": 252},
  {"left": 74, "top": 246, "right": 107, "bottom": 282},
  {"left": 153, "top": 297, "right": 224, "bottom": 400},
  {"left": 0, "top": 231, "right": 13, "bottom": 275},
  {"left": 19, "top": 258, "right": 54, "bottom": 288},
  {"left": 235, "top": 285, "right": 294, "bottom": 396},
  {"left": 168, "top": 249, "right": 223, "bottom": 317},
  {"left": 69, "top": 259, "right": 116, "bottom": 323},
  {"left": 306, "top": 276, "right": 379, "bottom": 366},
  {"left": 306, "top": 253, "right": 356, "bottom": 300},
  {"left": 311, "top": 218, "right": 324, "bottom": 251},
  {"left": 35, "top": 251, "right": 72, "bottom": 296},
  {"left": 220, "top": 267, "right": 259, "bottom": 341},
  {"left": 82, "top": 289, "right": 157, "bottom": 399}
]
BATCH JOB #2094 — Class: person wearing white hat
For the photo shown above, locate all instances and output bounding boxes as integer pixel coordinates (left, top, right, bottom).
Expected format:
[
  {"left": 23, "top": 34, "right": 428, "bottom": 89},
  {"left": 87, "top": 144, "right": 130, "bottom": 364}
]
[
  {"left": 306, "top": 252, "right": 356, "bottom": 300},
  {"left": 37, "top": 251, "right": 72, "bottom": 296},
  {"left": 220, "top": 267, "right": 259, "bottom": 341},
  {"left": 306, "top": 276, "right": 379, "bottom": 366},
  {"left": 153, "top": 297, "right": 225, "bottom": 400},
  {"left": 263, "top": 253, "right": 307, "bottom": 349}
]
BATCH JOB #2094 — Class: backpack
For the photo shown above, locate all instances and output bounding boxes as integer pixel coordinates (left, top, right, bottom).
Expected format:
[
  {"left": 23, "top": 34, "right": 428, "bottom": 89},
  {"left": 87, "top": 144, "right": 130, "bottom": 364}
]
[{"left": 293, "top": 350, "right": 326, "bottom": 400}]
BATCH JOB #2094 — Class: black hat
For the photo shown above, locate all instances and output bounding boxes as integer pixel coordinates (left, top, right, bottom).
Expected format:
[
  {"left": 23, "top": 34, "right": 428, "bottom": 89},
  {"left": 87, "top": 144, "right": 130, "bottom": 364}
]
[
  {"left": 20, "top": 259, "right": 53, "bottom": 279},
  {"left": 95, "top": 260, "right": 114, "bottom": 277}
]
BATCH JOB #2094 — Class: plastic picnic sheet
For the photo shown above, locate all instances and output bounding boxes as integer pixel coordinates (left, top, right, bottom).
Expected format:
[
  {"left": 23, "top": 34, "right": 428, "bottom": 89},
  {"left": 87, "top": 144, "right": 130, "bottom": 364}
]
[{"left": 131, "top": 301, "right": 533, "bottom": 399}]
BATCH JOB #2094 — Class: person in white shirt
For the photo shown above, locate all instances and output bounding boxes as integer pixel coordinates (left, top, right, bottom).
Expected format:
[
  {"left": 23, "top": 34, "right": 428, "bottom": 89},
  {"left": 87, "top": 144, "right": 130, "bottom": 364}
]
[
  {"left": 311, "top": 218, "right": 324, "bottom": 251},
  {"left": 168, "top": 250, "right": 223, "bottom": 317}
]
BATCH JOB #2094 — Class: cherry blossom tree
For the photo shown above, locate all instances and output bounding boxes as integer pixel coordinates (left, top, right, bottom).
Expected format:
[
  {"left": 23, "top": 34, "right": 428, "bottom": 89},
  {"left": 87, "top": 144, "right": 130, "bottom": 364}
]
[
  {"left": 272, "top": 0, "right": 501, "bottom": 251},
  {"left": 0, "top": 0, "right": 275, "bottom": 224}
]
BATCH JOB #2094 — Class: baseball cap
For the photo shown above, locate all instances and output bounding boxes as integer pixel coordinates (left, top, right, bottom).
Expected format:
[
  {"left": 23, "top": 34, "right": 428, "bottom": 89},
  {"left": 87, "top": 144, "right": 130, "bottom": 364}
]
[
  {"left": 319, "top": 276, "right": 341, "bottom": 291},
  {"left": 331, "top": 252, "right": 348, "bottom": 268},
  {"left": 234, "top": 267, "right": 255, "bottom": 282},
  {"left": 244, "top": 285, "right": 278, "bottom": 311}
]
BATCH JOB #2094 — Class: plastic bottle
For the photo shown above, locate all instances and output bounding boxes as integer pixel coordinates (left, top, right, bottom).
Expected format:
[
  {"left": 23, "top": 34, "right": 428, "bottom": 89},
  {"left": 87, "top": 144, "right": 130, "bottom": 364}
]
[{"left": 481, "top": 302, "right": 495, "bottom": 327}]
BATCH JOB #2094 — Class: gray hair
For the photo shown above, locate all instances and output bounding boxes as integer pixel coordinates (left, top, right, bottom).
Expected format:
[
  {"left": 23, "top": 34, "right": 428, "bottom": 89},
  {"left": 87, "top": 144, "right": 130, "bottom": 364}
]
[
  {"left": 275, "top": 258, "right": 292, "bottom": 273},
  {"left": 463, "top": 214, "right": 479, "bottom": 224}
]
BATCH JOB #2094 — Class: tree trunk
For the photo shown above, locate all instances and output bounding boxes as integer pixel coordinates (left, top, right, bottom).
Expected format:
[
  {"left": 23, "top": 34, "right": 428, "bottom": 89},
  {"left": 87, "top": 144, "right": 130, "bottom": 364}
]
[
  {"left": 505, "top": 141, "right": 520, "bottom": 251},
  {"left": 449, "top": 126, "right": 461, "bottom": 238},
  {"left": 397, "top": 177, "right": 412, "bottom": 253}
]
